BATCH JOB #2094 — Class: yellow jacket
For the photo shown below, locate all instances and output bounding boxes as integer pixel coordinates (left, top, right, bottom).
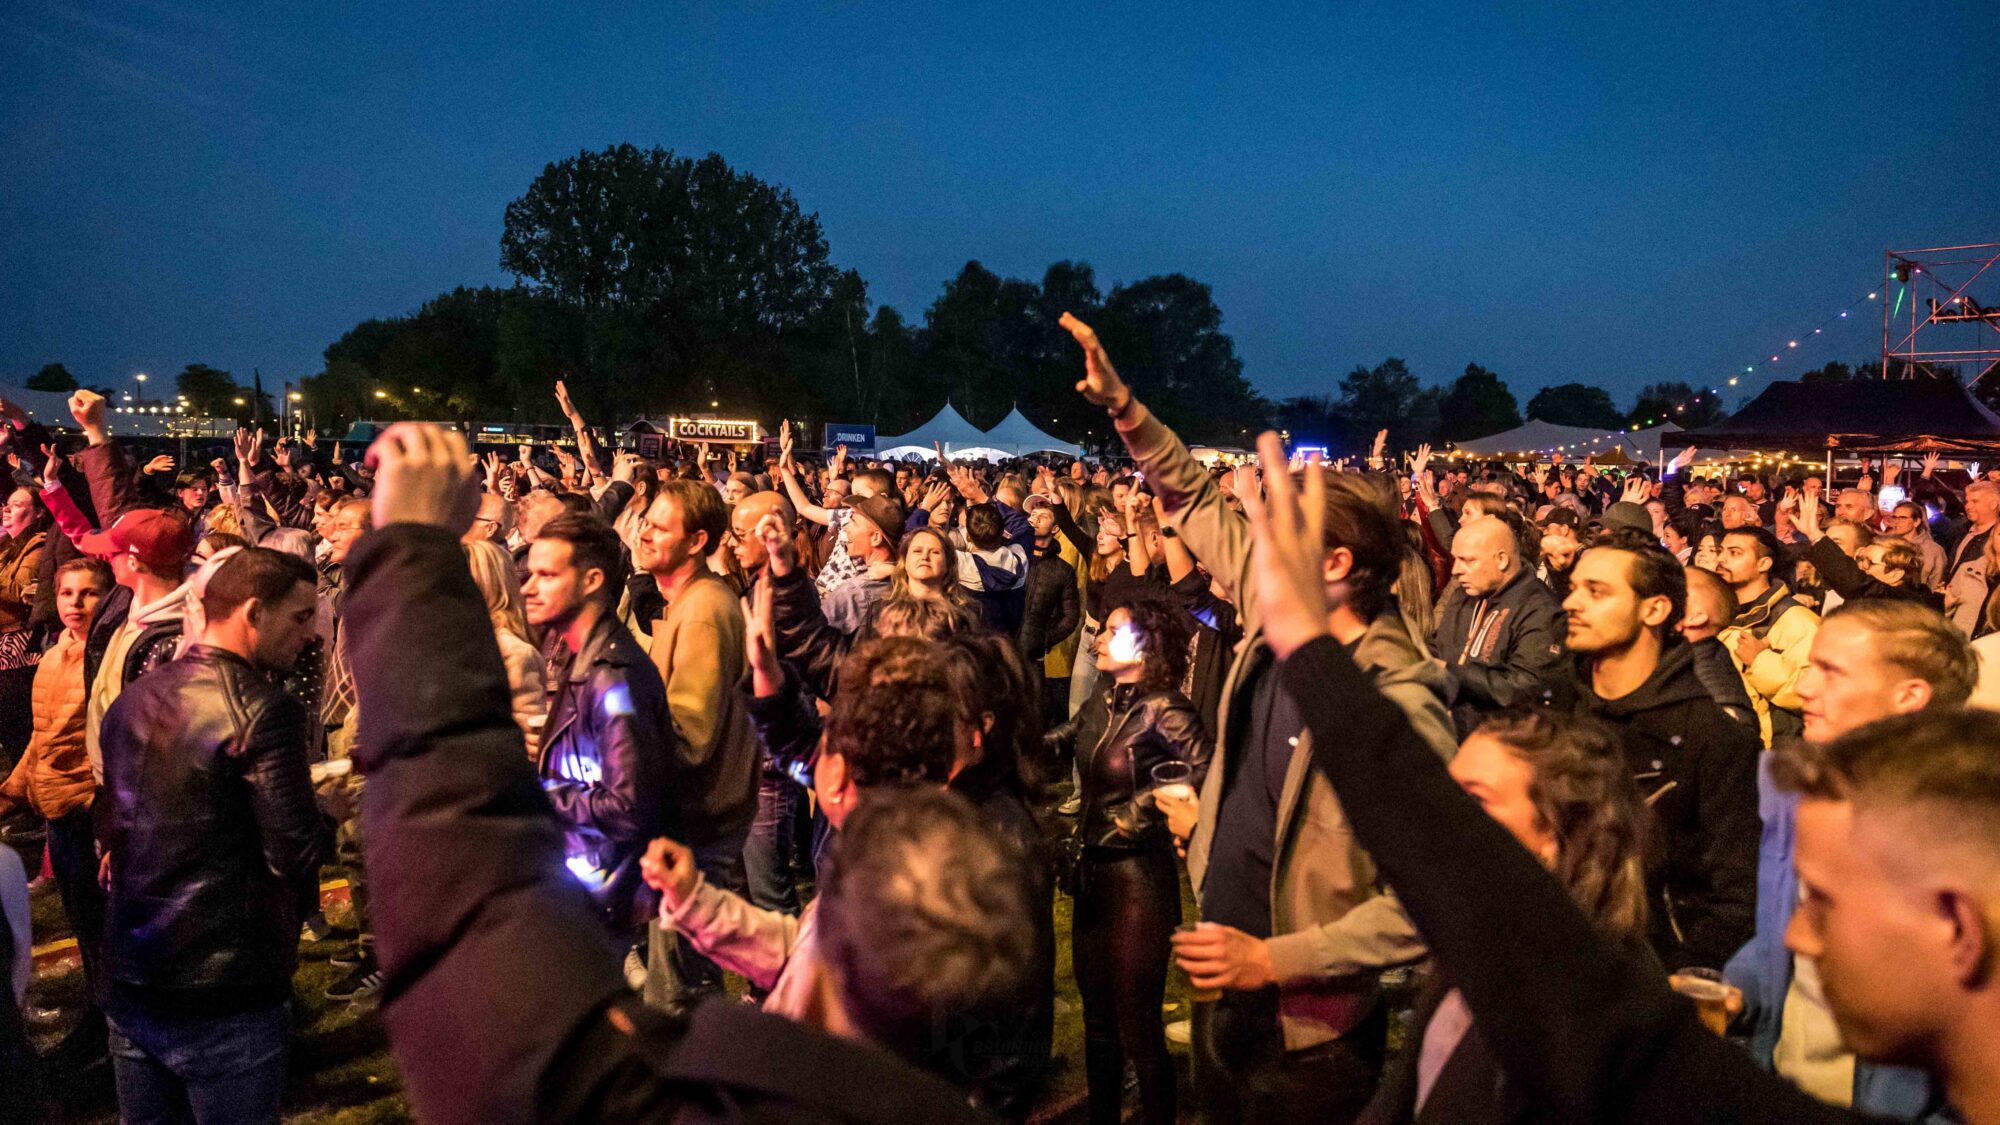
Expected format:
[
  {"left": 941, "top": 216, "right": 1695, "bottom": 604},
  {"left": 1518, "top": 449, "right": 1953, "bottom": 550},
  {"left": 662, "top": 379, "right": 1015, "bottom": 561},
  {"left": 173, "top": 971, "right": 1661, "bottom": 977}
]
[{"left": 1717, "top": 583, "right": 1819, "bottom": 745}]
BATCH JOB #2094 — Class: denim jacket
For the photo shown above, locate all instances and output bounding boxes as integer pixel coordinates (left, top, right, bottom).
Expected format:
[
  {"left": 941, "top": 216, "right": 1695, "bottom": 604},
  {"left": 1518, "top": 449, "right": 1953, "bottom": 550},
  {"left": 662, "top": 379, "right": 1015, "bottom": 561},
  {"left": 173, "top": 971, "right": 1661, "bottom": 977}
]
[{"left": 1723, "top": 756, "right": 1943, "bottom": 1120}]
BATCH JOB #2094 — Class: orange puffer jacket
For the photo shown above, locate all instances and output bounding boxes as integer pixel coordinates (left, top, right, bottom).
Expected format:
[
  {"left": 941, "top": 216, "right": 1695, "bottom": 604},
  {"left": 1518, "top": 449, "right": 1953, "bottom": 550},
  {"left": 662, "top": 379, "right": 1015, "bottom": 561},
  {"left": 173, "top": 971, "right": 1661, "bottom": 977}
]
[{"left": 0, "top": 631, "right": 92, "bottom": 820}]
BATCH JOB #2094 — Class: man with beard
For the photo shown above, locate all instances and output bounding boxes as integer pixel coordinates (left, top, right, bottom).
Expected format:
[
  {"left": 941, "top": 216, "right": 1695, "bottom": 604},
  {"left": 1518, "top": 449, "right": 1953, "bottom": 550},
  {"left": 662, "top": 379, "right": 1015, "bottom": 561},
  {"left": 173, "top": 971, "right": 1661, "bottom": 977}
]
[
  {"left": 1560, "top": 528, "right": 1760, "bottom": 971},
  {"left": 99, "top": 550, "right": 330, "bottom": 1122},
  {"left": 1716, "top": 526, "right": 1820, "bottom": 745},
  {"left": 523, "top": 514, "right": 671, "bottom": 938}
]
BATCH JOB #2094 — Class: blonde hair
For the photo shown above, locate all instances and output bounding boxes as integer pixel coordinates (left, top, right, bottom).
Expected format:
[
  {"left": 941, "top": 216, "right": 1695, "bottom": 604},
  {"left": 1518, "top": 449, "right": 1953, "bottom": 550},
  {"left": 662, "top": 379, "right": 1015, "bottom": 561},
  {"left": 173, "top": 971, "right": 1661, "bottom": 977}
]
[
  {"left": 205, "top": 502, "right": 244, "bottom": 538},
  {"left": 465, "top": 538, "right": 532, "bottom": 645}
]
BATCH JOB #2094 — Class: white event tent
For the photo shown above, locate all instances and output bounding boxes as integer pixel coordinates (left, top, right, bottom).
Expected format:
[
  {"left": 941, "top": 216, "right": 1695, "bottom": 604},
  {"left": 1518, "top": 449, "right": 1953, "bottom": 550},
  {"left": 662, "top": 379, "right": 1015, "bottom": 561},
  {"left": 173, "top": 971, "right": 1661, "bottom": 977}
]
[
  {"left": 877, "top": 403, "right": 1013, "bottom": 462},
  {"left": 979, "top": 407, "right": 1082, "bottom": 457}
]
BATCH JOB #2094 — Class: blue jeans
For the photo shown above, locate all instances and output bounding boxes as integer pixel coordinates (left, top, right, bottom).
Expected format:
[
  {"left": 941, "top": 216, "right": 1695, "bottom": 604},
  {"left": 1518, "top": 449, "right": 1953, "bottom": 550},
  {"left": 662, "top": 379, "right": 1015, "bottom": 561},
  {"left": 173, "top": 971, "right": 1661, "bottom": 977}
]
[
  {"left": 643, "top": 828, "right": 749, "bottom": 1008},
  {"left": 108, "top": 1002, "right": 290, "bottom": 1125},
  {"left": 743, "top": 772, "right": 805, "bottom": 915}
]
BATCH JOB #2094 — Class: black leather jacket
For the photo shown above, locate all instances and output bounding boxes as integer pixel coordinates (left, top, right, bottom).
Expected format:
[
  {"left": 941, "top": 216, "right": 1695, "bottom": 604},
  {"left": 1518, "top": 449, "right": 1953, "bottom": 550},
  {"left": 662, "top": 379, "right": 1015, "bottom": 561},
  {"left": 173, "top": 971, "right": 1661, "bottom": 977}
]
[
  {"left": 1048, "top": 681, "right": 1210, "bottom": 850},
  {"left": 100, "top": 645, "right": 329, "bottom": 1003},
  {"left": 539, "top": 612, "right": 673, "bottom": 931}
]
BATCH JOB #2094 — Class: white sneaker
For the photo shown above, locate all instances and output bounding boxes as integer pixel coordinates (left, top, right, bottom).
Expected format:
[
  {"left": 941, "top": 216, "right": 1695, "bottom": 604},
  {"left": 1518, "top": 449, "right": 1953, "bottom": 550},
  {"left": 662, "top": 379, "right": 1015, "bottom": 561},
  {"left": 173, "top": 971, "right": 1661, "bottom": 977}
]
[{"left": 623, "top": 947, "right": 647, "bottom": 991}]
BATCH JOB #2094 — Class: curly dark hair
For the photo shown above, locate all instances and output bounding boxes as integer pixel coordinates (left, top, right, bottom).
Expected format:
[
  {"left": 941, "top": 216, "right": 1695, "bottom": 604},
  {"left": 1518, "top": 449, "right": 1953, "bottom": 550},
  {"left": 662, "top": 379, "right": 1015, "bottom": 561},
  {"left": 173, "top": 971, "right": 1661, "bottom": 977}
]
[
  {"left": 825, "top": 637, "right": 960, "bottom": 788},
  {"left": 1470, "top": 707, "right": 1650, "bottom": 938},
  {"left": 1109, "top": 590, "right": 1192, "bottom": 696}
]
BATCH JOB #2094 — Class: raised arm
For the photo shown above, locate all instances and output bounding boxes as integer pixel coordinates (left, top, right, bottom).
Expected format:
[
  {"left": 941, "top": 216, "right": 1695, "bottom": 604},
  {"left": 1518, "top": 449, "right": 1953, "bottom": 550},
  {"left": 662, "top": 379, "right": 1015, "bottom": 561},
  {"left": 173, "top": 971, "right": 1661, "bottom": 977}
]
[
  {"left": 1060, "top": 314, "right": 1253, "bottom": 604},
  {"left": 344, "top": 425, "right": 632, "bottom": 1124},
  {"left": 1236, "top": 433, "right": 1847, "bottom": 1125}
]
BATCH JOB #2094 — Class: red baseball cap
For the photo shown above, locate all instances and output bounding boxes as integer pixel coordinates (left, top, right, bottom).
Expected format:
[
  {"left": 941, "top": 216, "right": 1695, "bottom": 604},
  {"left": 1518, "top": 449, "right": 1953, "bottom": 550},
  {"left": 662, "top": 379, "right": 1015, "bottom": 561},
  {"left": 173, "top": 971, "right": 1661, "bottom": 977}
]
[{"left": 79, "top": 508, "right": 196, "bottom": 573}]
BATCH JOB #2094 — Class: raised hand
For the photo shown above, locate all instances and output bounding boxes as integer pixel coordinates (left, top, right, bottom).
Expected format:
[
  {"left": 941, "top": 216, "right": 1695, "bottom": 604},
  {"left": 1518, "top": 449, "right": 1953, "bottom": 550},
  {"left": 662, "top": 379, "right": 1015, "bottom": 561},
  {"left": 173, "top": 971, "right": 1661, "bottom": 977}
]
[
  {"left": 611, "top": 452, "right": 640, "bottom": 484},
  {"left": 1414, "top": 469, "right": 1440, "bottom": 508},
  {"left": 554, "top": 380, "right": 577, "bottom": 420},
  {"left": 1621, "top": 475, "right": 1649, "bottom": 505},
  {"left": 1058, "top": 312, "right": 1132, "bottom": 412},
  {"left": 921, "top": 480, "right": 952, "bottom": 512},
  {"left": 1672, "top": 445, "right": 1697, "bottom": 475},
  {"left": 68, "top": 390, "right": 107, "bottom": 438},
  {"left": 1881, "top": 460, "right": 1901, "bottom": 485},
  {"left": 1369, "top": 429, "right": 1388, "bottom": 469},
  {"left": 1410, "top": 443, "right": 1432, "bottom": 477},
  {"left": 366, "top": 422, "right": 480, "bottom": 534},
  {"left": 1922, "top": 451, "right": 1940, "bottom": 478},
  {"left": 778, "top": 419, "right": 795, "bottom": 468},
  {"left": 143, "top": 454, "right": 175, "bottom": 475},
  {"left": 755, "top": 512, "right": 796, "bottom": 578},
  {"left": 39, "top": 443, "right": 63, "bottom": 481},
  {"left": 306, "top": 429, "right": 319, "bottom": 448},
  {"left": 1225, "top": 464, "right": 1258, "bottom": 503},
  {"left": 638, "top": 837, "right": 700, "bottom": 913},
  {"left": 1796, "top": 492, "right": 1823, "bottom": 543},
  {"left": 1236, "top": 432, "right": 1329, "bottom": 659}
]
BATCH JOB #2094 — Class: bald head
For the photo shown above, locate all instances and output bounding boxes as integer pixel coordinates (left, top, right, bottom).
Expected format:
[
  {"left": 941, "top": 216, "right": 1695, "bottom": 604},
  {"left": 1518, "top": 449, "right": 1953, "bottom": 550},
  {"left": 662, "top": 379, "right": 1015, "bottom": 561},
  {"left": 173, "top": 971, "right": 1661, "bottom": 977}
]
[
  {"left": 1451, "top": 516, "right": 1520, "bottom": 598},
  {"left": 729, "top": 488, "right": 795, "bottom": 574}
]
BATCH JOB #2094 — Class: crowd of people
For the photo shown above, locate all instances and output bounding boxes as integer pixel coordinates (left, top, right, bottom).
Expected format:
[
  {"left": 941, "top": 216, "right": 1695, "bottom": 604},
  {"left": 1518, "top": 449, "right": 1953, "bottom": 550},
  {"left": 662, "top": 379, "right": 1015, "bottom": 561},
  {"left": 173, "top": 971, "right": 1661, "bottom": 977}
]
[{"left": 1, "top": 316, "right": 1999, "bottom": 1125}]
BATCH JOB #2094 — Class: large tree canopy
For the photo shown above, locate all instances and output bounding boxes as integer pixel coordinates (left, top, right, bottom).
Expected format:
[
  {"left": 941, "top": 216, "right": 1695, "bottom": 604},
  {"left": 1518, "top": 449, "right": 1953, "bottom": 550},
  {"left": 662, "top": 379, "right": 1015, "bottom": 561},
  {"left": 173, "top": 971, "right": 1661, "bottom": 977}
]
[
  {"left": 1526, "top": 382, "right": 1625, "bottom": 430},
  {"left": 1435, "top": 363, "right": 1521, "bottom": 442},
  {"left": 501, "top": 145, "right": 836, "bottom": 332},
  {"left": 26, "top": 363, "right": 77, "bottom": 392}
]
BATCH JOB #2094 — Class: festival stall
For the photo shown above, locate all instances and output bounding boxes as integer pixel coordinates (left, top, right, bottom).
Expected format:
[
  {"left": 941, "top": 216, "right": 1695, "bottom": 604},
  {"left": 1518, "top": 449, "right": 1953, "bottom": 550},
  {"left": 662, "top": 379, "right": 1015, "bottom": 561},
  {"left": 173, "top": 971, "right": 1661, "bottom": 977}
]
[{"left": 1661, "top": 378, "right": 2000, "bottom": 456}]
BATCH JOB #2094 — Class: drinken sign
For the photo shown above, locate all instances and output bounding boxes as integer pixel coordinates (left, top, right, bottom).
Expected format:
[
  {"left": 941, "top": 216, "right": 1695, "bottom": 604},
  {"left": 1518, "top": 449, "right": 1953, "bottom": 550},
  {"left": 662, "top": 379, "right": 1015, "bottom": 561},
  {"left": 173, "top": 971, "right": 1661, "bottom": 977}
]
[
  {"left": 669, "top": 417, "right": 761, "bottom": 443},
  {"left": 822, "top": 423, "right": 876, "bottom": 453}
]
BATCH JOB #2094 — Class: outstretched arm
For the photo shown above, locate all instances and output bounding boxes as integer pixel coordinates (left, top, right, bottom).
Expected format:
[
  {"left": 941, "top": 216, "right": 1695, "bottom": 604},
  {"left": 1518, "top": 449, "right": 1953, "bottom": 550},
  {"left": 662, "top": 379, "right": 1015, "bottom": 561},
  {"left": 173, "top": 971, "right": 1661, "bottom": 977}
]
[
  {"left": 1236, "top": 433, "right": 1847, "bottom": 1125},
  {"left": 346, "top": 425, "right": 631, "bottom": 1124}
]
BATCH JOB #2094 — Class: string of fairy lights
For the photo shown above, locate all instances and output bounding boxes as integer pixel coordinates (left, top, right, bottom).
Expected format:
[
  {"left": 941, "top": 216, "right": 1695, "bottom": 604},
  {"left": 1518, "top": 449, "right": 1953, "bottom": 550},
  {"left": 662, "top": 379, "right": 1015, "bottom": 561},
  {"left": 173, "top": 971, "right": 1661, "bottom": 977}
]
[{"left": 1503, "top": 282, "right": 1886, "bottom": 457}]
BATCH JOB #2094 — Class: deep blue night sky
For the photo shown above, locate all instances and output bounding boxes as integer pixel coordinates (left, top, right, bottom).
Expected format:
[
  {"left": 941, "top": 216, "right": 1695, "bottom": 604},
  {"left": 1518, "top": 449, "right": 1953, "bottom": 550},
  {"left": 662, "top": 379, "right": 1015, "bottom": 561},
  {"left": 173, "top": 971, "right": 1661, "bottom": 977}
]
[{"left": 4, "top": 1, "right": 1996, "bottom": 410}]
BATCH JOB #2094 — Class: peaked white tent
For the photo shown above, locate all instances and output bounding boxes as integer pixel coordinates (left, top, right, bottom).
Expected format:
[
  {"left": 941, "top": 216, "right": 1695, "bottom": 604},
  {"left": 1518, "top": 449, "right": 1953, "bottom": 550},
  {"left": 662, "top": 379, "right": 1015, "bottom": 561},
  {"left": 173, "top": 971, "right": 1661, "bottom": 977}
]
[
  {"left": 980, "top": 407, "right": 1081, "bottom": 457},
  {"left": 877, "top": 403, "right": 998, "bottom": 460}
]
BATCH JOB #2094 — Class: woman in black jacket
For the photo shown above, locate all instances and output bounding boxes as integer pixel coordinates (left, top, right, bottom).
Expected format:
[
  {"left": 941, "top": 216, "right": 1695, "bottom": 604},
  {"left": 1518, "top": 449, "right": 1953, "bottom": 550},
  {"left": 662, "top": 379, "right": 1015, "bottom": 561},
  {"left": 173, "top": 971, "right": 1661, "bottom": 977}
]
[{"left": 1045, "top": 591, "right": 1210, "bottom": 1125}]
